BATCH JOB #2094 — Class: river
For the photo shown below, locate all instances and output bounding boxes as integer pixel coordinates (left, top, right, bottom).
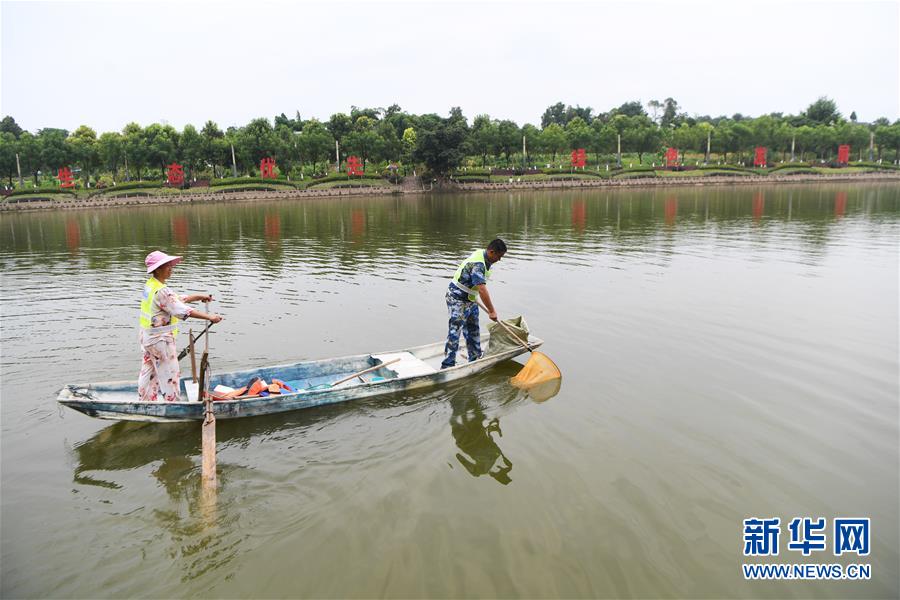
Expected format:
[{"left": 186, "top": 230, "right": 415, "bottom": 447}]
[{"left": 1, "top": 182, "right": 898, "bottom": 598}]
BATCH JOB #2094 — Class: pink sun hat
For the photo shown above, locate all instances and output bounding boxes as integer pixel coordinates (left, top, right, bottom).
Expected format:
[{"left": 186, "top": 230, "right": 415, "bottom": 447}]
[{"left": 145, "top": 250, "right": 182, "bottom": 274}]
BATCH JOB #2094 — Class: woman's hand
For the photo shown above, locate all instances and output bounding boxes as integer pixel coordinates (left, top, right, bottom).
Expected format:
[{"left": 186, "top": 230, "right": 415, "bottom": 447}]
[
  {"left": 208, "top": 314, "right": 224, "bottom": 324},
  {"left": 200, "top": 294, "right": 214, "bottom": 303}
]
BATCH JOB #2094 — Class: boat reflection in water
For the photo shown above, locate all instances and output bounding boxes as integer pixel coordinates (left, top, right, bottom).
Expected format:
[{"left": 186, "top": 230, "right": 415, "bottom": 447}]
[{"left": 70, "top": 359, "right": 552, "bottom": 492}]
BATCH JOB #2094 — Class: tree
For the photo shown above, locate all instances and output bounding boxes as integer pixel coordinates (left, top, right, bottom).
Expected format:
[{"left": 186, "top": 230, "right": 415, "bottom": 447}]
[
  {"left": 97, "top": 132, "right": 124, "bottom": 177},
  {"left": 804, "top": 96, "right": 841, "bottom": 125},
  {"left": 774, "top": 122, "right": 794, "bottom": 162},
  {"left": 566, "top": 105, "right": 593, "bottom": 124},
  {"left": 68, "top": 125, "right": 99, "bottom": 185},
  {"left": 0, "top": 116, "right": 23, "bottom": 138},
  {"left": 200, "top": 121, "right": 228, "bottom": 177},
  {"left": 345, "top": 116, "right": 383, "bottom": 167},
  {"left": 413, "top": 113, "right": 467, "bottom": 177},
  {"left": 239, "top": 118, "right": 279, "bottom": 169},
  {"left": 298, "top": 119, "right": 333, "bottom": 173},
  {"left": 696, "top": 122, "right": 714, "bottom": 162},
  {"left": 540, "top": 123, "right": 568, "bottom": 162},
  {"left": 521, "top": 123, "right": 541, "bottom": 166},
  {"left": 376, "top": 120, "right": 401, "bottom": 163},
  {"left": 849, "top": 111, "right": 857, "bottom": 123},
  {"left": 612, "top": 101, "right": 647, "bottom": 118},
  {"left": 565, "top": 117, "right": 593, "bottom": 152},
  {"left": 647, "top": 100, "right": 663, "bottom": 123},
  {"left": 749, "top": 115, "right": 779, "bottom": 151},
  {"left": 142, "top": 123, "right": 179, "bottom": 176},
  {"left": 541, "top": 102, "right": 567, "bottom": 128},
  {"left": 660, "top": 98, "right": 679, "bottom": 128},
  {"left": 731, "top": 122, "right": 753, "bottom": 163},
  {"left": 494, "top": 120, "right": 520, "bottom": 166},
  {"left": 401, "top": 127, "right": 417, "bottom": 171},
  {"left": 794, "top": 125, "right": 815, "bottom": 161},
  {"left": 670, "top": 123, "right": 698, "bottom": 163},
  {"left": 16, "top": 131, "right": 41, "bottom": 184},
  {"left": 350, "top": 106, "right": 381, "bottom": 122},
  {"left": 179, "top": 124, "right": 204, "bottom": 178},
  {"left": 468, "top": 115, "right": 498, "bottom": 167},
  {"left": 327, "top": 113, "right": 352, "bottom": 147},
  {"left": 589, "top": 120, "right": 617, "bottom": 164},
  {"left": 0, "top": 132, "right": 18, "bottom": 185},
  {"left": 38, "top": 128, "right": 71, "bottom": 174},
  {"left": 623, "top": 116, "right": 662, "bottom": 163},
  {"left": 835, "top": 122, "right": 869, "bottom": 161}
]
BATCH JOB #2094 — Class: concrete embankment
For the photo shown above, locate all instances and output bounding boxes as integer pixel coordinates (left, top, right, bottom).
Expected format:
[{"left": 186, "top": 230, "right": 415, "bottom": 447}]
[{"left": 452, "top": 171, "right": 900, "bottom": 193}]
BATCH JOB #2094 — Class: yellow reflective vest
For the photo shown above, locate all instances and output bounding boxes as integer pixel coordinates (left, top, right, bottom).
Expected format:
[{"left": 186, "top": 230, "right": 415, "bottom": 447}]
[
  {"left": 451, "top": 249, "right": 492, "bottom": 302},
  {"left": 139, "top": 277, "right": 179, "bottom": 337}
]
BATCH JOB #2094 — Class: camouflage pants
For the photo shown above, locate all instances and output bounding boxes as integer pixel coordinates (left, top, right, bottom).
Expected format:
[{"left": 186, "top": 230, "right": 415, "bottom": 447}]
[{"left": 441, "top": 291, "right": 481, "bottom": 369}]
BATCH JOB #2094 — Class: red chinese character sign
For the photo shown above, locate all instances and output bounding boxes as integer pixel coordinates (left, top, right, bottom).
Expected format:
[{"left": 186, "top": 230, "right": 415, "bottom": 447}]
[
  {"left": 166, "top": 163, "right": 184, "bottom": 186},
  {"left": 260, "top": 157, "right": 277, "bottom": 179},
  {"left": 346, "top": 155, "right": 364, "bottom": 177},
  {"left": 570, "top": 148, "right": 586, "bottom": 168},
  {"left": 837, "top": 144, "right": 850, "bottom": 165},
  {"left": 754, "top": 147, "right": 767, "bottom": 167},
  {"left": 58, "top": 167, "right": 75, "bottom": 188},
  {"left": 666, "top": 147, "right": 678, "bottom": 167}
]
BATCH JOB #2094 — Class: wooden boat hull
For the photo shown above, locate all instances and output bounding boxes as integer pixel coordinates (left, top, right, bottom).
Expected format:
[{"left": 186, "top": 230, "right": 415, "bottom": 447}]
[{"left": 57, "top": 335, "right": 543, "bottom": 422}]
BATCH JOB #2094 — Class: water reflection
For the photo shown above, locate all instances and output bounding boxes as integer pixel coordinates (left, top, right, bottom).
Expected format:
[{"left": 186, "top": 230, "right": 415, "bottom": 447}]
[
  {"left": 664, "top": 196, "right": 677, "bottom": 226},
  {"left": 71, "top": 363, "right": 532, "bottom": 495},
  {"left": 752, "top": 192, "right": 764, "bottom": 222},
  {"left": 172, "top": 216, "right": 190, "bottom": 247},
  {"left": 571, "top": 199, "right": 586, "bottom": 232},
  {"left": 517, "top": 377, "right": 562, "bottom": 403},
  {"left": 351, "top": 208, "right": 366, "bottom": 240},
  {"left": 450, "top": 392, "right": 514, "bottom": 485},
  {"left": 3, "top": 184, "right": 896, "bottom": 277},
  {"left": 64, "top": 218, "right": 80, "bottom": 255},
  {"left": 835, "top": 191, "right": 847, "bottom": 218}
]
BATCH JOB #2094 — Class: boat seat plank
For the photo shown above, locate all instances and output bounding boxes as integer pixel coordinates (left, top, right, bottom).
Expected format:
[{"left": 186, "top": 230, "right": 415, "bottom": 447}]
[{"left": 372, "top": 352, "right": 436, "bottom": 378}]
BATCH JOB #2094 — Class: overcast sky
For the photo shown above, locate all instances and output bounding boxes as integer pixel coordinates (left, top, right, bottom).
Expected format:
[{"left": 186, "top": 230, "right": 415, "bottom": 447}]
[{"left": 2, "top": 0, "right": 898, "bottom": 133}]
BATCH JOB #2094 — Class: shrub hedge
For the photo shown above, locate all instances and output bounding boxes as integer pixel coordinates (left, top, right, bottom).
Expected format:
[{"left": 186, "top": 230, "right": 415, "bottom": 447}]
[
  {"left": 210, "top": 177, "right": 297, "bottom": 188},
  {"left": 304, "top": 174, "right": 384, "bottom": 188},
  {"left": 8, "top": 187, "right": 76, "bottom": 197},
  {"left": 767, "top": 163, "right": 812, "bottom": 173}
]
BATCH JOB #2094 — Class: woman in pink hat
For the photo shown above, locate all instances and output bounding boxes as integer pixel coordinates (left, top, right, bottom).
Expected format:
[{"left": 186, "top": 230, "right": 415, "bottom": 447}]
[{"left": 138, "top": 250, "right": 223, "bottom": 402}]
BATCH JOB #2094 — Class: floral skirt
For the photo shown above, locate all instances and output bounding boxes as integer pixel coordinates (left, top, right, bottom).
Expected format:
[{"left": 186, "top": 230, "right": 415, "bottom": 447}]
[{"left": 138, "top": 337, "right": 181, "bottom": 402}]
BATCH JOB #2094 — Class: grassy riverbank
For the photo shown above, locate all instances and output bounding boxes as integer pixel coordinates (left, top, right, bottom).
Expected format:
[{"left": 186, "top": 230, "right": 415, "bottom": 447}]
[{"left": 2, "top": 168, "right": 898, "bottom": 210}]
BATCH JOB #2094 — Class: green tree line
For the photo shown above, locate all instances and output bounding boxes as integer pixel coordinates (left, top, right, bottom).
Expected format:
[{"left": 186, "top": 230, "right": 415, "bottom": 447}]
[{"left": 1, "top": 97, "right": 899, "bottom": 187}]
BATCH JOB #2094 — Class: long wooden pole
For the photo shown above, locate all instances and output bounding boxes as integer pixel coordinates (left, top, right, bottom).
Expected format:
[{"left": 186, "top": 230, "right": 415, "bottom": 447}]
[
  {"left": 189, "top": 329, "right": 197, "bottom": 382},
  {"left": 200, "top": 302, "right": 216, "bottom": 487},
  {"left": 331, "top": 358, "right": 401, "bottom": 387}
]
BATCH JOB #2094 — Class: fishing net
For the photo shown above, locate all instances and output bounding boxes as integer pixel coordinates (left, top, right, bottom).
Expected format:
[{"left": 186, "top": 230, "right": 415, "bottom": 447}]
[
  {"left": 486, "top": 315, "right": 561, "bottom": 386},
  {"left": 510, "top": 352, "right": 561, "bottom": 387},
  {"left": 485, "top": 316, "right": 530, "bottom": 356}
]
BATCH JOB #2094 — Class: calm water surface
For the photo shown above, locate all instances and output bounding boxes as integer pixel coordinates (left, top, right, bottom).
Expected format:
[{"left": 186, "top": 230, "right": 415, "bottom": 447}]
[{"left": 1, "top": 183, "right": 898, "bottom": 598}]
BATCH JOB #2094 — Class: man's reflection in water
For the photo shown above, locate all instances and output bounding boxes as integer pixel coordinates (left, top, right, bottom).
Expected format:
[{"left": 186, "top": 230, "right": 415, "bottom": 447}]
[{"left": 449, "top": 393, "right": 513, "bottom": 485}]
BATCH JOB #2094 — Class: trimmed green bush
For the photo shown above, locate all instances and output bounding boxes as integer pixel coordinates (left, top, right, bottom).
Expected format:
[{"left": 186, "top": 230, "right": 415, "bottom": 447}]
[
  {"left": 8, "top": 187, "right": 76, "bottom": 197},
  {"left": 613, "top": 170, "right": 658, "bottom": 179},
  {"left": 210, "top": 177, "right": 297, "bottom": 188},
  {"left": 541, "top": 168, "right": 606, "bottom": 177},
  {"left": 847, "top": 161, "right": 900, "bottom": 171},
  {"left": 696, "top": 164, "right": 756, "bottom": 174},
  {"left": 92, "top": 181, "right": 166, "bottom": 196},
  {"left": 304, "top": 174, "right": 384, "bottom": 188},
  {"left": 767, "top": 163, "right": 812, "bottom": 173}
]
